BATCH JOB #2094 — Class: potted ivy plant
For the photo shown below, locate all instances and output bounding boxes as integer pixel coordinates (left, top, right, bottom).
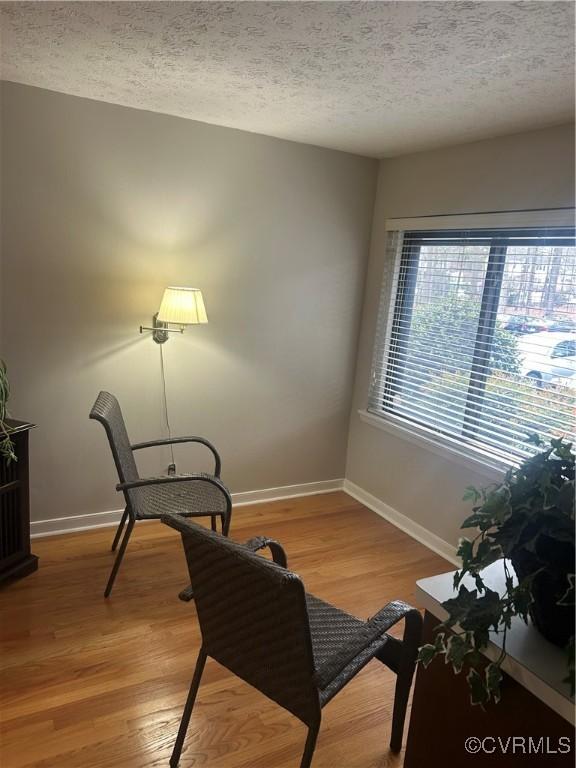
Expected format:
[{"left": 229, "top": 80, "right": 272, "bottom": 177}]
[
  {"left": 418, "top": 435, "right": 575, "bottom": 706},
  {"left": 0, "top": 359, "right": 16, "bottom": 463}
]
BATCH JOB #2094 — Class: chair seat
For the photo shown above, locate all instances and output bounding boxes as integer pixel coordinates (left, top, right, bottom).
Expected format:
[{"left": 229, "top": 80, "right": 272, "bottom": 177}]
[
  {"left": 305, "top": 593, "right": 389, "bottom": 705},
  {"left": 130, "top": 475, "right": 229, "bottom": 520}
]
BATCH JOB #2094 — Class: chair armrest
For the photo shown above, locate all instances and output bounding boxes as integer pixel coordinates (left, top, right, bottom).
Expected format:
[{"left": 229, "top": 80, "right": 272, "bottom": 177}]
[
  {"left": 130, "top": 436, "right": 221, "bottom": 477},
  {"left": 116, "top": 472, "right": 231, "bottom": 512},
  {"left": 313, "top": 600, "right": 420, "bottom": 689},
  {"left": 244, "top": 536, "right": 288, "bottom": 568}
]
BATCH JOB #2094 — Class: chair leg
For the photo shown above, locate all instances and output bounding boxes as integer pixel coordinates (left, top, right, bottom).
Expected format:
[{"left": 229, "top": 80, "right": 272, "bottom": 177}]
[
  {"left": 300, "top": 719, "right": 321, "bottom": 768},
  {"left": 170, "top": 648, "right": 208, "bottom": 768},
  {"left": 104, "top": 518, "right": 134, "bottom": 598},
  {"left": 221, "top": 512, "right": 231, "bottom": 536},
  {"left": 389, "top": 610, "right": 423, "bottom": 753},
  {"left": 210, "top": 515, "right": 217, "bottom": 532},
  {"left": 111, "top": 507, "right": 128, "bottom": 551}
]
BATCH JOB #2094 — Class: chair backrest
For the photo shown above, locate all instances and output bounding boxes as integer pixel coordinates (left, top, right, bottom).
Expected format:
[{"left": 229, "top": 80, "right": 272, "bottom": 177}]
[
  {"left": 89, "top": 391, "right": 139, "bottom": 485},
  {"left": 164, "top": 516, "right": 320, "bottom": 726}
]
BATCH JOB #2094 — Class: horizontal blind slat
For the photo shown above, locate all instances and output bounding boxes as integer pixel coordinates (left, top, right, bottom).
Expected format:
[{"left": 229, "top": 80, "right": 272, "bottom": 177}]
[
  {"left": 369, "top": 382, "right": 573, "bottom": 440},
  {"left": 370, "top": 365, "right": 574, "bottom": 419}
]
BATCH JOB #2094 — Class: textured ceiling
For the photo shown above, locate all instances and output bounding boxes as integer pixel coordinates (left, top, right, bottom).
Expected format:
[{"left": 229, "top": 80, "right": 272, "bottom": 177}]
[{"left": 0, "top": 1, "right": 574, "bottom": 157}]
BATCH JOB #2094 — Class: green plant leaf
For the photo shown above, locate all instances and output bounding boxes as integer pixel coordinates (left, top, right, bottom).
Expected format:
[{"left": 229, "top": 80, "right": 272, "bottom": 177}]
[
  {"left": 461, "top": 512, "right": 484, "bottom": 529},
  {"left": 442, "top": 585, "right": 478, "bottom": 626},
  {"left": 475, "top": 539, "right": 502, "bottom": 569},
  {"left": 455, "top": 436, "right": 575, "bottom": 707},
  {"left": 485, "top": 663, "right": 503, "bottom": 703},
  {"left": 463, "top": 486, "right": 481, "bottom": 504},
  {"left": 474, "top": 573, "right": 486, "bottom": 592},
  {"left": 0, "top": 360, "right": 16, "bottom": 464},
  {"left": 445, "top": 633, "right": 472, "bottom": 674},
  {"left": 456, "top": 538, "right": 474, "bottom": 567},
  {"left": 461, "top": 588, "right": 502, "bottom": 634},
  {"left": 558, "top": 574, "right": 575, "bottom": 607},
  {"left": 418, "top": 643, "right": 440, "bottom": 668},
  {"left": 434, "top": 631, "right": 446, "bottom": 651},
  {"left": 467, "top": 668, "right": 489, "bottom": 707},
  {"left": 556, "top": 482, "right": 575, "bottom": 518}
]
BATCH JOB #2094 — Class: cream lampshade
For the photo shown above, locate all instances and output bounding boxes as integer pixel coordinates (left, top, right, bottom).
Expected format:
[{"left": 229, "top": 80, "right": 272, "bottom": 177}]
[
  {"left": 157, "top": 287, "right": 208, "bottom": 325},
  {"left": 139, "top": 286, "right": 208, "bottom": 344}
]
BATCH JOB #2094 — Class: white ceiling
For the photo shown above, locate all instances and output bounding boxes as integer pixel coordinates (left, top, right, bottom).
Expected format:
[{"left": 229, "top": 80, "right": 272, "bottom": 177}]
[{"left": 1, "top": 1, "right": 574, "bottom": 158}]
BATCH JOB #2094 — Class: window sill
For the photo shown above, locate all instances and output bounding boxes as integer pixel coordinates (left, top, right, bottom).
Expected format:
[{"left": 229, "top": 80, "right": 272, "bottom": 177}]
[{"left": 357, "top": 409, "right": 509, "bottom": 482}]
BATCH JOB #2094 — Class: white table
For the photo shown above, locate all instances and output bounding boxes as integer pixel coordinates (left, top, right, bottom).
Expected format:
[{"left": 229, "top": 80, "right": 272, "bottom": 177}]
[
  {"left": 416, "top": 562, "right": 574, "bottom": 724},
  {"left": 404, "top": 563, "right": 574, "bottom": 767}
]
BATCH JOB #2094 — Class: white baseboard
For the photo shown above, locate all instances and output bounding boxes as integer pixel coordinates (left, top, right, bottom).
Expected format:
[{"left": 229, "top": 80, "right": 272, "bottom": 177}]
[
  {"left": 343, "top": 479, "right": 459, "bottom": 566},
  {"left": 31, "top": 476, "right": 458, "bottom": 568},
  {"left": 30, "top": 479, "right": 345, "bottom": 539},
  {"left": 31, "top": 509, "right": 127, "bottom": 538},
  {"left": 232, "top": 478, "right": 343, "bottom": 506}
]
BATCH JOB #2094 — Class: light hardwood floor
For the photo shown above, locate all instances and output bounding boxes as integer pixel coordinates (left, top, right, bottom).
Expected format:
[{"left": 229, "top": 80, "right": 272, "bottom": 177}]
[{"left": 0, "top": 492, "right": 449, "bottom": 768}]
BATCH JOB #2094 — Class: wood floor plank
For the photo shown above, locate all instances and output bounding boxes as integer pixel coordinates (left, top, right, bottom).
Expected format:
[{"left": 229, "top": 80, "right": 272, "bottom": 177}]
[{"left": 0, "top": 492, "right": 450, "bottom": 767}]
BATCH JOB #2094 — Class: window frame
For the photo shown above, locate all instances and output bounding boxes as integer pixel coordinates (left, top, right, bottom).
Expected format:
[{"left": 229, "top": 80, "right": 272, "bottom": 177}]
[{"left": 367, "top": 220, "right": 576, "bottom": 471}]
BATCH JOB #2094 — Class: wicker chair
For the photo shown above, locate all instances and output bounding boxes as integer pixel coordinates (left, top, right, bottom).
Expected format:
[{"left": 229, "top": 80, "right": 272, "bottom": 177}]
[
  {"left": 89, "top": 391, "right": 231, "bottom": 597},
  {"left": 163, "top": 515, "right": 423, "bottom": 768}
]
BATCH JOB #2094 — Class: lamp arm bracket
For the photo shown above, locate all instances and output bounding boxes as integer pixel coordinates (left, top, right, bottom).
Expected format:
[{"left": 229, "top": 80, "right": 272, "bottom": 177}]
[
  {"left": 139, "top": 326, "right": 184, "bottom": 334},
  {"left": 139, "top": 313, "right": 184, "bottom": 344}
]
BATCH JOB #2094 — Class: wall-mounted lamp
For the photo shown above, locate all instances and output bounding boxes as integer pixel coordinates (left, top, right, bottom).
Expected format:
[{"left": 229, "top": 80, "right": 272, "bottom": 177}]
[
  {"left": 139, "top": 286, "right": 209, "bottom": 475},
  {"left": 140, "top": 286, "right": 208, "bottom": 343}
]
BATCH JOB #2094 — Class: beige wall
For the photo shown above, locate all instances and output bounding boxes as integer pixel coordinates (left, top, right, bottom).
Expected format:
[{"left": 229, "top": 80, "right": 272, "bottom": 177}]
[
  {"left": 346, "top": 124, "right": 576, "bottom": 547},
  {"left": 2, "top": 82, "right": 573, "bottom": 541},
  {"left": 0, "top": 82, "right": 377, "bottom": 523}
]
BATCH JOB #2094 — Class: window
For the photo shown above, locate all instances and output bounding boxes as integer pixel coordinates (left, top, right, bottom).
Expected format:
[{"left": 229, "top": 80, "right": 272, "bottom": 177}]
[{"left": 368, "top": 226, "right": 576, "bottom": 464}]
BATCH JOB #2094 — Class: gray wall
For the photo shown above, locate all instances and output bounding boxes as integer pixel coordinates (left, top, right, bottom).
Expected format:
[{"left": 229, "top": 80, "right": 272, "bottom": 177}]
[
  {"left": 346, "top": 124, "right": 576, "bottom": 547},
  {"left": 0, "top": 82, "right": 377, "bottom": 523}
]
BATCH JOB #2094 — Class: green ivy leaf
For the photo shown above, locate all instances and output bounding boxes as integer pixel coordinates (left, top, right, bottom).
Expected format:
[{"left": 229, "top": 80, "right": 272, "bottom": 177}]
[
  {"left": 461, "top": 588, "right": 502, "bottom": 634},
  {"left": 434, "top": 631, "right": 446, "bottom": 651},
  {"left": 474, "top": 573, "right": 486, "bottom": 593},
  {"left": 461, "top": 512, "right": 484, "bottom": 529},
  {"left": 456, "top": 538, "right": 474, "bottom": 569},
  {"left": 556, "top": 482, "right": 575, "bottom": 518},
  {"left": 492, "top": 513, "right": 529, "bottom": 555},
  {"left": 467, "top": 668, "right": 489, "bottom": 707},
  {"left": 463, "top": 486, "right": 481, "bottom": 504},
  {"left": 558, "top": 574, "right": 575, "bottom": 607},
  {"left": 442, "top": 585, "right": 478, "bottom": 626},
  {"left": 475, "top": 539, "right": 502, "bottom": 570},
  {"left": 453, "top": 570, "right": 461, "bottom": 590},
  {"left": 445, "top": 633, "right": 472, "bottom": 674},
  {"left": 485, "top": 663, "right": 503, "bottom": 703},
  {"left": 418, "top": 644, "right": 439, "bottom": 668}
]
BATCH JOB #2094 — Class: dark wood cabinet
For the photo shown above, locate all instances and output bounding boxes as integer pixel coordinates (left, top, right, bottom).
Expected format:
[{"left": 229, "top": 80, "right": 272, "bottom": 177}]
[{"left": 0, "top": 420, "right": 38, "bottom": 584}]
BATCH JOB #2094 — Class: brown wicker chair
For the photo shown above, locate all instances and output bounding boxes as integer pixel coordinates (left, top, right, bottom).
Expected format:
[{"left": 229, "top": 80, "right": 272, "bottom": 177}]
[
  {"left": 89, "top": 391, "right": 231, "bottom": 597},
  {"left": 163, "top": 515, "right": 423, "bottom": 768}
]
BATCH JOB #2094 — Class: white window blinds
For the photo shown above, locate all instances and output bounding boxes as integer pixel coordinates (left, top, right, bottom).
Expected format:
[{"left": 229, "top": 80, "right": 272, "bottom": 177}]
[{"left": 368, "top": 226, "right": 576, "bottom": 463}]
